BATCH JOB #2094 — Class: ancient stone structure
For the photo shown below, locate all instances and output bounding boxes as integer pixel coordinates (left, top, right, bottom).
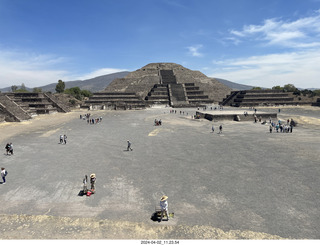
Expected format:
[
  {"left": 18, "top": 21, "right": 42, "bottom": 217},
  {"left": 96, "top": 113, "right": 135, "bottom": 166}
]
[
  {"left": 83, "top": 92, "right": 146, "bottom": 110},
  {"left": 0, "top": 93, "right": 69, "bottom": 122},
  {"left": 221, "top": 90, "right": 314, "bottom": 107},
  {"left": 312, "top": 98, "right": 320, "bottom": 107},
  {"left": 86, "top": 63, "right": 231, "bottom": 108}
]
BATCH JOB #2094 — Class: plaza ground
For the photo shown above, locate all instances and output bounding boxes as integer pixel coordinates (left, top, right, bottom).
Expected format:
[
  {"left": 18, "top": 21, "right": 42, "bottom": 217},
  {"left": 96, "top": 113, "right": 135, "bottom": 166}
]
[{"left": 0, "top": 106, "right": 320, "bottom": 239}]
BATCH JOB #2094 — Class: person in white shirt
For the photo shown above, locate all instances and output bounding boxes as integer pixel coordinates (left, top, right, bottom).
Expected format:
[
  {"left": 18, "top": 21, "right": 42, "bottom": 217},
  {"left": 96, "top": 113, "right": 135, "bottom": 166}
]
[
  {"left": 160, "top": 195, "right": 169, "bottom": 221},
  {"left": 1, "top": 167, "right": 7, "bottom": 184}
]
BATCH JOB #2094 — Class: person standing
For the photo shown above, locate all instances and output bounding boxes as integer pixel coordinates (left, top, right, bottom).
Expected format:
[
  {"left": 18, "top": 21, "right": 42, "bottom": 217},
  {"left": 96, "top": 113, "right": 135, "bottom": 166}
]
[
  {"left": 83, "top": 175, "right": 88, "bottom": 194},
  {"left": 212, "top": 125, "right": 214, "bottom": 133},
  {"left": 90, "top": 173, "right": 96, "bottom": 192},
  {"left": 127, "top": 140, "right": 133, "bottom": 151},
  {"left": 5, "top": 143, "right": 10, "bottom": 155},
  {"left": 219, "top": 125, "right": 223, "bottom": 134},
  {"left": 1, "top": 167, "right": 7, "bottom": 184},
  {"left": 160, "top": 195, "right": 169, "bottom": 221},
  {"left": 8, "top": 143, "right": 13, "bottom": 155}
]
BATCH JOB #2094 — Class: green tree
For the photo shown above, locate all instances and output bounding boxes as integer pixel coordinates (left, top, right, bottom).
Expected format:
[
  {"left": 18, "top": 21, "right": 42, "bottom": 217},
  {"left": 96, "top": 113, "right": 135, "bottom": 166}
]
[
  {"left": 14, "top": 83, "right": 29, "bottom": 93},
  {"left": 272, "top": 85, "right": 283, "bottom": 90},
  {"left": 33, "top": 87, "right": 42, "bottom": 93},
  {"left": 80, "top": 89, "right": 92, "bottom": 98},
  {"left": 11, "top": 85, "right": 18, "bottom": 92},
  {"left": 313, "top": 90, "right": 320, "bottom": 96},
  {"left": 283, "top": 84, "right": 297, "bottom": 92},
  {"left": 20, "top": 83, "right": 26, "bottom": 91},
  {"left": 55, "top": 80, "right": 65, "bottom": 93},
  {"left": 252, "top": 87, "right": 262, "bottom": 90},
  {"left": 64, "top": 87, "right": 92, "bottom": 101},
  {"left": 64, "top": 87, "right": 82, "bottom": 100}
]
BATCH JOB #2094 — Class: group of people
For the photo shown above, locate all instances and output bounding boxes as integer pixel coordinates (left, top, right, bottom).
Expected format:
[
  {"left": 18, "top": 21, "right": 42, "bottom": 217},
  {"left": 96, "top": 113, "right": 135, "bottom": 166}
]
[
  {"left": 82, "top": 173, "right": 96, "bottom": 196},
  {"left": 59, "top": 135, "right": 67, "bottom": 144},
  {"left": 269, "top": 119, "right": 295, "bottom": 133},
  {"left": 4, "top": 143, "right": 13, "bottom": 155},
  {"left": 154, "top": 119, "right": 162, "bottom": 126},
  {"left": 212, "top": 125, "right": 223, "bottom": 134},
  {"left": 80, "top": 114, "right": 103, "bottom": 124},
  {"left": 200, "top": 105, "right": 223, "bottom": 111}
]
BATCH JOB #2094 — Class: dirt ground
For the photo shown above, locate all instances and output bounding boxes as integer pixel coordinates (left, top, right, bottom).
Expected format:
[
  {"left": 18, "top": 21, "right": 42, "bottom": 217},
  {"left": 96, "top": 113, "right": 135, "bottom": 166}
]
[
  {"left": 1, "top": 106, "right": 319, "bottom": 240},
  {"left": 0, "top": 214, "right": 283, "bottom": 239}
]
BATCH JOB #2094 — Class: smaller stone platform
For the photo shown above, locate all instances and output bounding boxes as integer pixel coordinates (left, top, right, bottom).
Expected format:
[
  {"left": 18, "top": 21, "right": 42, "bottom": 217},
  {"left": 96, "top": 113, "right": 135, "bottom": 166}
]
[{"left": 196, "top": 110, "right": 277, "bottom": 122}]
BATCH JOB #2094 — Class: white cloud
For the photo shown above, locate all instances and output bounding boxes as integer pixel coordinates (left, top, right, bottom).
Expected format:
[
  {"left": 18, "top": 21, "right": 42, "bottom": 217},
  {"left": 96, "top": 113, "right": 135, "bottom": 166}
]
[
  {"left": 0, "top": 49, "right": 127, "bottom": 88},
  {"left": 209, "top": 49, "right": 320, "bottom": 89},
  {"left": 187, "top": 44, "right": 204, "bottom": 57},
  {"left": 229, "top": 10, "right": 320, "bottom": 48},
  {"left": 78, "top": 68, "right": 127, "bottom": 80},
  {"left": 0, "top": 50, "right": 71, "bottom": 88}
]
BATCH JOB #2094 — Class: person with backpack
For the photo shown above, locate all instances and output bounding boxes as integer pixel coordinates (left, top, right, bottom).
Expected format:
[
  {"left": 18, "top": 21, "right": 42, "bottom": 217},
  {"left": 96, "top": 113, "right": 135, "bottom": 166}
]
[
  {"left": 1, "top": 167, "right": 7, "bottom": 184},
  {"left": 5, "top": 143, "right": 10, "bottom": 155}
]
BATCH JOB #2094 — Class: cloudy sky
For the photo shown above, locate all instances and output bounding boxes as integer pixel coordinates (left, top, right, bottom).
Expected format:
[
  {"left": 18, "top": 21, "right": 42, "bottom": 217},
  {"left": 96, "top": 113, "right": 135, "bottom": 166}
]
[{"left": 1, "top": 0, "right": 320, "bottom": 89}]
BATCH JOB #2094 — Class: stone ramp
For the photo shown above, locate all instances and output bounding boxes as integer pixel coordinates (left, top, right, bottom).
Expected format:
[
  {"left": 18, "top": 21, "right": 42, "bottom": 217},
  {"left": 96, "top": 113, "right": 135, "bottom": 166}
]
[{"left": 0, "top": 94, "right": 32, "bottom": 122}]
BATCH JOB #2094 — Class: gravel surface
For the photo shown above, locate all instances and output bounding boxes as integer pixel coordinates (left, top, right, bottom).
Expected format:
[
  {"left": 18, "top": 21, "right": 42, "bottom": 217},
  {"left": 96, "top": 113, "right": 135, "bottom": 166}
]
[{"left": 1, "top": 105, "right": 319, "bottom": 240}]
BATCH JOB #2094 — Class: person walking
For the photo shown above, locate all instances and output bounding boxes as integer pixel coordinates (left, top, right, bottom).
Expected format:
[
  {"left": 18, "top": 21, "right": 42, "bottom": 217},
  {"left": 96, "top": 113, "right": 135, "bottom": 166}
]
[
  {"left": 59, "top": 135, "right": 63, "bottom": 144},
  {"left": 63, "top": 134, "right": 67, "bottom": 144},
  {"left": 160, "top": 195, "right": 169, "bottom": 222},
  {"left": 212, "top": 125, "right": 214, "bottom": 133},
  {"left": 127, "top": 140, "right": 133, "bottom": 151},
  {"left": 219, "top": 125, "right": 223, "bottom": 134},
  {"left": 1, "top": 167, "right": 7, "bottom": 184}
]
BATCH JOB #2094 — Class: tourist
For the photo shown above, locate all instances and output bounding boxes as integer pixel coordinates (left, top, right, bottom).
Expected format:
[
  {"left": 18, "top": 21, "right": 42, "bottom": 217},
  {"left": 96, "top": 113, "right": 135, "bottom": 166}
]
[
  {"left": 1, "top": 167, "right": 7, "bottom": 184},
  {"left": 90, "top": 173, "right": 96, "bottom": 191},
  {"left": 6, "top": 143, "right": 13, "bottom": 155},
  {"left": 59, "top": 135, "right": 63, "bottom": 144},
  {"left": 5, "top": 143, "right": 10, "bottom": 155},
  {"left": 219, "top": 125, "right": 223, "bottom": 134},
  {"left": 269, "top": 125, "right": 273, "bottom": 133},
  {"left": 63, "top": 134, "right": 67, "bottom": 144},
  {"left": 83, "top": 175, "right": 88, "bottom": 194},
  {"left": 212, "top": 125, "right": 214, "bottom": 133},
  {"left": 127, "top": 140, "right": 133, "bottom": 151},
  {"left": 160, "top": 195, "right": 169, "bottom": 222}
]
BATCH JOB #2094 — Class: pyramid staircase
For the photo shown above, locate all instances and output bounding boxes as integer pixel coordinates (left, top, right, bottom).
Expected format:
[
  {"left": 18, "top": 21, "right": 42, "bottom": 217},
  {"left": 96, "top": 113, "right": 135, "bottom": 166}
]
[
  {"left": 145, "top": 70, "right": 213, "bottom": 107},
  {"left": 0, "top": 94, "right": 32, "bottom": 122}
]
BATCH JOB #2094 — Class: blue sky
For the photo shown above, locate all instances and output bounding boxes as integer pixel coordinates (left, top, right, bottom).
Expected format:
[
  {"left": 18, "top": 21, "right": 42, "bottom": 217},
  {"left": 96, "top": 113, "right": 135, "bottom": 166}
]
[{"left": 1, "top": 0, "right": 320, "bottom": 89}]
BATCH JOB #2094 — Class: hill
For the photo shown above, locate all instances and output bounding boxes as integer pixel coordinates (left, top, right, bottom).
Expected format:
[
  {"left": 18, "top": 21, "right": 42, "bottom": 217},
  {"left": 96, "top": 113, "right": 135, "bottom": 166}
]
[
  {"left": 213, "top": 78, "right": 254, "bottom": 90},
  {"left": 0, "top": 72, "right": 130, "bottom": 93},
  {"left": 0, "top": 71, "right": 265, "bottom": 93}
]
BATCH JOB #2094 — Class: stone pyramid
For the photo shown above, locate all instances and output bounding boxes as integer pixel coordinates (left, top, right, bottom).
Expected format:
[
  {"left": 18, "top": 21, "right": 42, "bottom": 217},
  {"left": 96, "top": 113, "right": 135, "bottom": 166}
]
[{"left": 104, "top": 63, "right": 231, "bottom": 103}]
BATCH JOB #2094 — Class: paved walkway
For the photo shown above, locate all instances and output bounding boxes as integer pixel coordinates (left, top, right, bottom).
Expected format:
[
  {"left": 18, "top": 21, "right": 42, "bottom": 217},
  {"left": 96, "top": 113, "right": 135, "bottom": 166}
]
[{"left": 1, "top": 106, "right": 320, "bottom": 239}]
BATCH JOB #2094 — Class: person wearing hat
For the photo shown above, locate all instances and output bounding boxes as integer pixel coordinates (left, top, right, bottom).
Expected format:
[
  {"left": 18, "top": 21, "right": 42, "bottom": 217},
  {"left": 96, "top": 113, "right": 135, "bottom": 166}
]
[
  {"left": 90, "top": 173, "right": 96, "bottom": 191},
  {"left": 160, "top": 195, "right": 169, "bottom": 221}
]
